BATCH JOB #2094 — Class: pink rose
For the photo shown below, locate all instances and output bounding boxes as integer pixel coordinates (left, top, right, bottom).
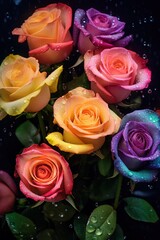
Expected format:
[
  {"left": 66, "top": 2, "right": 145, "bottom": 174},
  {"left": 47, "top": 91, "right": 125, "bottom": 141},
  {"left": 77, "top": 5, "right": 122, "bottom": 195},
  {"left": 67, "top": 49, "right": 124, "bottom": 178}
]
[
  {"left": 12, "top": 3, "right": 73, "bottom": 65},
  {"left": 84, "top": 47, "right": 151, "bottom": 103},
  {"left": 0, "top": 171, "right": 17, "bottom": 215},
  {"left": 15, "top": 144, "right": 73, "bottom": 202}
]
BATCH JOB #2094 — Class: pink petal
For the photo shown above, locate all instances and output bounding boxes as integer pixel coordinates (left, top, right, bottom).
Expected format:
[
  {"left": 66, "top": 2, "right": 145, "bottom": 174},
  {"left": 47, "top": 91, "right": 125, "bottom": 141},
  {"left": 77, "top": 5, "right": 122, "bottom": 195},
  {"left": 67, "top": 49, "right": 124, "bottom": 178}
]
[
  {"left": 121, "top": 68, "right": 151, "bottom": 90},
  {"left": 0, "top": 170, "right": 17, "bottom": 194}
]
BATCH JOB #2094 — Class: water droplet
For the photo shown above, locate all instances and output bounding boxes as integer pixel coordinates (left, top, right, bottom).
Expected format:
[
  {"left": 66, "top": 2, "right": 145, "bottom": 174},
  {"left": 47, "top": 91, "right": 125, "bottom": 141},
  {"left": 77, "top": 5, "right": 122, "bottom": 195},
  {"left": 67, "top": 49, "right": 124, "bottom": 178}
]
[
  {"left": 91, "top": 216, "right": 97, "bottom": 223},
  {"left": 59, "top": 213, "right": 64, "bottom": 218},
  {"left": 62, "top": 100, "right": 66, "bottom": 104},
  {"left": 142, "top": 53, "right": 147, "bottom": 59},
  {"left": 128, "top": 172, "right": 133, "bottom": 177},
  {"left": 95, "top": 228, "right": 102, "bottom": 236},
  {"left": 107, "top": 219, "right": 111, "bottom": 225},
  {"left": 86, "top": 225, "right": 95, "bottom": 233},
  {"left": 149, "top": 16, "right": 154, "bottom": 22},
  {"left": 92, "top": 236, "right": 98, "bottom": 240},
  {"left": 3, "top": 128, "right": 7, "bottom": 133},
  {"left": 69, "top": 224, "right": 73, "bottom": 228},
  {"left": 8, "top": 131, "right": 12, "bottom": 137},
  {"left": 148, "top": 89, "right": 152, "bottom": 94}
]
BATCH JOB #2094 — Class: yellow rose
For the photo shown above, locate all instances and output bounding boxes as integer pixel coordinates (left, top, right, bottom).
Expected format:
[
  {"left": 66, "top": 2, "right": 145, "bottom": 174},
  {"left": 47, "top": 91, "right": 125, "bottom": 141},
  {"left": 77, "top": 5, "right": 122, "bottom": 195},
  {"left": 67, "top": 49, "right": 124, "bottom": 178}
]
[
  {"left": 12, "top": 3, "right": 73, "bottom": 65},
  {"left": 0, "top": 54, "right": 63, "bottom": 119},
  {"left": 46, "top": 87, "right": 121, "bottom": 154}
]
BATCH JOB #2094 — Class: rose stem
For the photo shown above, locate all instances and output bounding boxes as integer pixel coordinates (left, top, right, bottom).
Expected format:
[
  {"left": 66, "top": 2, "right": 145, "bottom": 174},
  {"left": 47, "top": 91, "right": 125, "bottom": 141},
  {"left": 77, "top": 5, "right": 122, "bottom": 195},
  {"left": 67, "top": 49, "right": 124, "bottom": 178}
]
[
  {"left": 37, "top": 111, "right": 47, "bottom": 143},
  {"left": 113, "top": 173, "right": 123, "bottom": 210}
]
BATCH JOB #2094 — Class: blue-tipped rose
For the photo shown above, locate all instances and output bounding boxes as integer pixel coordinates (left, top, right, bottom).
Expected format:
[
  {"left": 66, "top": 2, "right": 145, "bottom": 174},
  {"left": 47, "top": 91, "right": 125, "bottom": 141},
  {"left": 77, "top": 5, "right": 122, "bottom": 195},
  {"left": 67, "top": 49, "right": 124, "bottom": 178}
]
[
  {"left": 111, "top": 109, "right": 160, "bottom": 182},
  {"left": 73, "top": 8, "right": 132, "bottom": 54}
]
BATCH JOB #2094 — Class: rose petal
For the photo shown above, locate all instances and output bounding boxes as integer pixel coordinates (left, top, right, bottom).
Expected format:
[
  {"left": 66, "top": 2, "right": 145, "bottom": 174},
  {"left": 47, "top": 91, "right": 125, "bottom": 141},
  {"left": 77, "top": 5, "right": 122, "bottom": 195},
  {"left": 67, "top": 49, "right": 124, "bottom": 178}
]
[{"left": 46, "top": 132, "right": 94, "bottom": 154}]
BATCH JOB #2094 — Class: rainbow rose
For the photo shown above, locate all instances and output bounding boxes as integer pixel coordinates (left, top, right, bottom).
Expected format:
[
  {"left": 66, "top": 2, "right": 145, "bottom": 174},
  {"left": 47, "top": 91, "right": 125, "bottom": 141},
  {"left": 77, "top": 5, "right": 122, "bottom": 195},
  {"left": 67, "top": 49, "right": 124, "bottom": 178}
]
[{"left": 111, "top": 109, "right": 160, "bottom": 182}]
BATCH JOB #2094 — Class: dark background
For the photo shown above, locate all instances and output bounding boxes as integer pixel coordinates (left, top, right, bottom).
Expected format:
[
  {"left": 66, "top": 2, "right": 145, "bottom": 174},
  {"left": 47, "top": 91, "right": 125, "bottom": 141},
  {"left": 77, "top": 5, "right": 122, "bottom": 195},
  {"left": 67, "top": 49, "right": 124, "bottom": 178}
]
[{"left": 0, "top": 1, "right": 160, "bottom": 239}]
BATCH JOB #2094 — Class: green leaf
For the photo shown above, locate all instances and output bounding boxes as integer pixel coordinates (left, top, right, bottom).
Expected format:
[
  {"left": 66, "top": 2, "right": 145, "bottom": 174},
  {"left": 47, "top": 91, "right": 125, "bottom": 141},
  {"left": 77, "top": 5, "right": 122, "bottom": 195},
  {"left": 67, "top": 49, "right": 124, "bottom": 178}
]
[
  {"left": 110, "top": 224, "right": 124, "bottom": 240},
  {"left": 73, "top": 214, "right": 88, "bottom": 240},
  {"left": 43, "top": 201, "right": 76, "bottom": 222},
  {"left": 89, "top": 176, "right": 118, "bottom": 201},
  {"left": 5, "top": 212, "right": 37, "bottom": 240},
  {"left": 37, "top": 229, "right": 59, "bottom": 240},
  {"left": 124, "top": 197, "right": 159, "bottom": 223},
  {"left": 67, "top": 72, "right": 90, "bottom": 91},
  {"left": 85, "top": 205, "right": 117, "bottom": 240},
  {"left": 15, "top": 120, "right": 41, "bottom": 147},
  {"left": 97, "top": 154, "right": 112, "bottom": 177},
  {"left": 66, "top": 195, "right": 79, "bottom": 211}
]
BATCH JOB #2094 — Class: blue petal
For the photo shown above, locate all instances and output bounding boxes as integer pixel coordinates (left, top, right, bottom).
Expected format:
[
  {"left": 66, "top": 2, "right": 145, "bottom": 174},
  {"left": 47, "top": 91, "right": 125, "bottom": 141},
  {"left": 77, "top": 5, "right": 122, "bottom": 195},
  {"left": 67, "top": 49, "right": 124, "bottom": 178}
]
[
  {"left": 148, "top": 156, "right": 160, "bottom": 169},
  {"left": 114, "top": 158, "right": 158, "bottom": 182},
  {"left": 120, "top": 109, "right": 160, "bottom": 130}
]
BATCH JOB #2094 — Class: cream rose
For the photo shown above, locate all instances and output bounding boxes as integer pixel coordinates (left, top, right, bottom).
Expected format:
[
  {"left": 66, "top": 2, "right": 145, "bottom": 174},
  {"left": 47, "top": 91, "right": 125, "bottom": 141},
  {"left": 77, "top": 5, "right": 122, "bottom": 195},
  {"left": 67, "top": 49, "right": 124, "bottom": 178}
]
[
  {"left": 46, "top": 87, "right": 121, "bottom": 154},
  {"left": 0, "top": 54, "right": 63, "bottom": 119}
]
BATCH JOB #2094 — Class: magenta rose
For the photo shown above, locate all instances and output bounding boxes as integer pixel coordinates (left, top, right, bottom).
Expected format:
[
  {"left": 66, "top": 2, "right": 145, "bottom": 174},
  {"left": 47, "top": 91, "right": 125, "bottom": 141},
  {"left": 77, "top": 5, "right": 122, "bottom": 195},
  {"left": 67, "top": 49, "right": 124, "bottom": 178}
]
[
  {"left": 84, "top": 47, "right": 151, "bottom": 103},
  {"left": 73, "top": 8, "right": 132, "bottom": 54},
  {"left": 15, "top": 144, "right": 73, "bottom": 202},
  {"left": 0, "top": 171, "right": 17, "bottom": 215},
  {"left": 111, "top": 109, "right": 160, "bottom": 182}
]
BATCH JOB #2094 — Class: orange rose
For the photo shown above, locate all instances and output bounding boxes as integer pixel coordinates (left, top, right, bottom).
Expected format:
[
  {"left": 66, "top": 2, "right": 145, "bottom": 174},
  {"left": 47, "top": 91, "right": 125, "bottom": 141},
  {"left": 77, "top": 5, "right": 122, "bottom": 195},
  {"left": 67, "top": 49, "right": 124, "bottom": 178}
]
[
  {"left": 15, "top": 144, "right": 73, "bottom": 202},
  {"left": 46, "top": 87, "right": 121, "bottom": 154},
  {"left": 0, "top": 54, "right": 62, "bottom": 119},
  {"left": 12, "top": 3, "right": 73, "bottom": 65}
]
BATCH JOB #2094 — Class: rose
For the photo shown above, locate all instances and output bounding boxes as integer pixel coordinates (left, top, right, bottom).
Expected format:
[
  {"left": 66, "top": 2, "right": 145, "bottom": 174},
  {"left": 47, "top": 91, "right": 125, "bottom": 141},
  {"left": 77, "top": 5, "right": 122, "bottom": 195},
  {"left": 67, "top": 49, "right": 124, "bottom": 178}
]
[
  {"left": 15, "top": 143, "right": 73, "bottom": 202},
  {"left": 111, "top": 109, "right": 160, "bottom": 182},
  {"left": 46, "top": 87, "right": 121, "bottom": 154},
  {"left": 84, "top": 47, "right": 151, "bottom": 103},
  {"left": 0, "top": 54, "right": 63, "bottom": 119},
  {"left": 12, "top": 3, "right": 73, "bottom": 65},
  {"left": 73, "top": 8, "right": 132, "bottom": 54},
  {"left": 0, "top": 171, "right": 17, "bottom": 215}
]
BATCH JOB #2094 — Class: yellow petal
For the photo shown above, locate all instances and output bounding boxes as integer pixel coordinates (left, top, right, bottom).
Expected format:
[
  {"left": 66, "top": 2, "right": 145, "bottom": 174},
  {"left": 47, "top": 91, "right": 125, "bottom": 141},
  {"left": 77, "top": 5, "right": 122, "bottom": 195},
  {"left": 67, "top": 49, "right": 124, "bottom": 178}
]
[
  {"left": 0, "top": 88, "right": 41, "bottom": 116},
  {"left": 46, "top": 132, "right": 94, "bottom": 154},
  {"left": 63, "top": 130, "right": 85, "bottom": 144},
  {"left": 45, "top": 65, "right": 63, "bottom": 93}
]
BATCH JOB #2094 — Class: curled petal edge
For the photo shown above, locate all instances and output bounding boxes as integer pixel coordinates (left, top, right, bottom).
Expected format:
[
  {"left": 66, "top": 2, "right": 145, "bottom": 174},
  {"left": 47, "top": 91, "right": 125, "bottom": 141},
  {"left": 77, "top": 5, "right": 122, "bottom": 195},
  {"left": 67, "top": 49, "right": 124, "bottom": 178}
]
[
  {"left": 29, "top": 41, "right": 73, "bottom": 55},
  {"left": 46, "top": 132, "right": 94, "bottom": 154}
]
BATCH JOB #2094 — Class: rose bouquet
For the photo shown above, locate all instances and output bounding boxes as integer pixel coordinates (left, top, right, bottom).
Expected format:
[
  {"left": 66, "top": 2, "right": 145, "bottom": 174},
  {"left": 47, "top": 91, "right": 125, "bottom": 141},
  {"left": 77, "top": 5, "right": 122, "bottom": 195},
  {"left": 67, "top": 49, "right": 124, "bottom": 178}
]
[{"left": 0, "top": 2, "right": 160, "bottom": 240}]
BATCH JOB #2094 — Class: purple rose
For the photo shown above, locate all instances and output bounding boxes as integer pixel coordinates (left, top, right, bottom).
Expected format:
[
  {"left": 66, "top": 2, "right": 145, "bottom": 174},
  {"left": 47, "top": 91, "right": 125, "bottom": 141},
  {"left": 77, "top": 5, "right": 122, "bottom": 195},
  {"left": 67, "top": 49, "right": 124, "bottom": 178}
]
[
  {"left": 111, "top": 110, "right": 160, "bottom": 182},
  {"left": 73, "top": 8, "right": 132, "bottom": 54}
]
